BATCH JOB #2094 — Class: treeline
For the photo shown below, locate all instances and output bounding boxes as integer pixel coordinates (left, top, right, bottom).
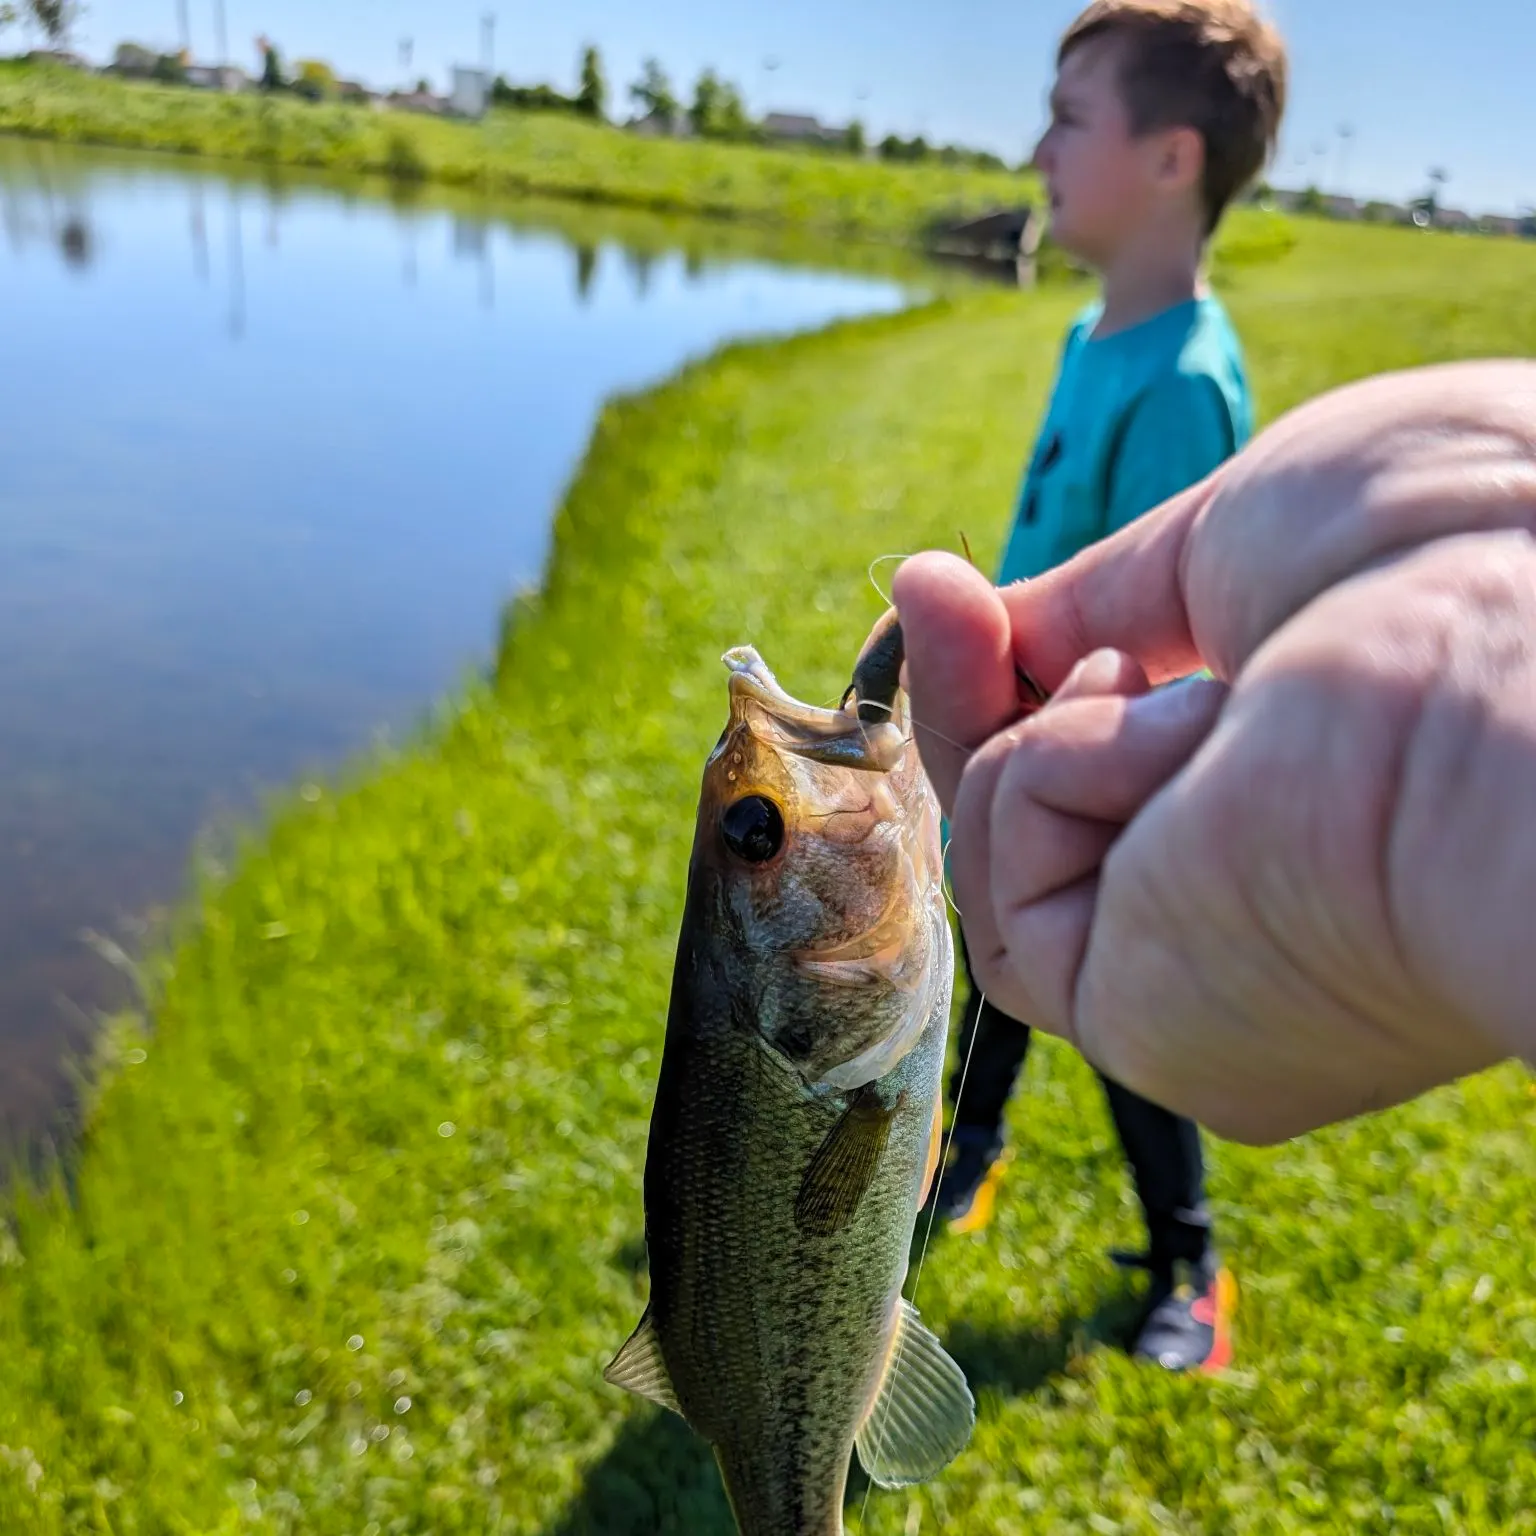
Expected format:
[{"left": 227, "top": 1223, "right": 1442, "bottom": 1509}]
[
  {"left": 496, "top": 46, "right": 1015, "bottom": 170},
  {"left": 71, "top": 24, "right": 1020, "bottom": 172}
]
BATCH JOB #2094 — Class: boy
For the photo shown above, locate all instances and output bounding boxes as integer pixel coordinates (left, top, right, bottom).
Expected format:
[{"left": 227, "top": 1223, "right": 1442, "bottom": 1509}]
[{"left": 930, "top": 0, "right": 1287, "bottom": 1374}]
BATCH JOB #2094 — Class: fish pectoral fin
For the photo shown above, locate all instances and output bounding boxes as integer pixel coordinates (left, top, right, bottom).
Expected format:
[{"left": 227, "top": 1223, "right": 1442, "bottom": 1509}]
[
  {"left": 602, "top": 1306, "right": 682, "bottom": 1418},
  {"left": 793, "top": 1087, "right": 897, "bottom": 1238},
  {"left": 920, "top": 1099, "right": 944, "bottom": 1209},
  {"left": 855, "top": 1299, "right": 976, "bottom": 1488}
]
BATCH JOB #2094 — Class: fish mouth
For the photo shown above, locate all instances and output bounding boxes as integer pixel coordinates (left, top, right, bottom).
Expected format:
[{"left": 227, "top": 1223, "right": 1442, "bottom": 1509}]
[{"left": 720, "top": 647, "right": 906, "bottom": 774}]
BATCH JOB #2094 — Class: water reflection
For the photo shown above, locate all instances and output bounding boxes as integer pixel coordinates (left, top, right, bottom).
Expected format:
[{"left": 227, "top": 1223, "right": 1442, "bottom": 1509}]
[
  {"left": 624, "top": 246, "right": 657, "bottom": 299},
  {"left": 0, "top": 138, "right": 922, "bottom": 1144},
  {"left": 574, "top": 242, "right": 598, "bottom": 304},
  {"left": 226, "top": 195, "right": 244, "bottom": 339},
  {"left": 58, "top": 217, "right": 92, "bottom": 268},
  {"left": 1, "top": 158, "right": 96, "bottom": 271},
  {"left": 1, "top": 146, "right": 910, "bottom": 324}
]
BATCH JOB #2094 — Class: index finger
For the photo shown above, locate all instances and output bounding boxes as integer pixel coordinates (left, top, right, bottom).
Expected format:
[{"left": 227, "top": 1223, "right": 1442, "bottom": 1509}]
[{"left": 1000, "top": 475, "right": 1213, "bottom": 689}]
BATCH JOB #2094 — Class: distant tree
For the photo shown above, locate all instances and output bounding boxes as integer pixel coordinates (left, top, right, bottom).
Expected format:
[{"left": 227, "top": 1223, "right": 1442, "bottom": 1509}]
[
  {"left": 686, "top": 69, "right": 752, "bottom": 139},
  {"left": 878, "top": 133, "right": 931, "bottom": 163},
  {"left": 843, "top": 119, "right": 866, "bottom": 156},
  {"left": 712, "top": 79, "right": 750, "bottom": 139},
  {"left": 415, "top": 75, "right": 430, "bottom": 95},
  {"left": 152, "top": 49, "right": 187, "bottom": 83},
  {"left": 25, "top": 0, "right": 80, "bottom": 46},
  {"left": 1423, "top": 165, "right": 1449, "bottom": 215},
  {"left": 688, "top": 68, "right": 721, "bottom": 136},
  {"left": 576, "top": 44, "right": 606, "bottom": 119},
  {"left": 629, "top": 57, "right": 678, "bottom": 128},
  {"left": 1297, "top": 184, "right": 1326, "bottom": 214},
  {"left": 0, "top": 6, "right": 17, "bottom": 35},
  {"left": 491, "top": 75, "right": 577, "bottom": 113},
  {"left": 294, "top": 58, "right": 336, "bottom": 101}
]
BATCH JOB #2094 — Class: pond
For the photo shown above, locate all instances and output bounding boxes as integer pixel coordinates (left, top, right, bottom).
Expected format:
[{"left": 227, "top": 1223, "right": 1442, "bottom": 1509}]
[{"left": 0, "top": 137, "right": 925, "bottom": 1140}]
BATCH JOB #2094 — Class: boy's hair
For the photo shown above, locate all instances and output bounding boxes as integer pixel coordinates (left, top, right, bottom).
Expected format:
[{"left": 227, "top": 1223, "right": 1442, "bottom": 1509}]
[{"left": 1060, "top": 0, "right": 1287, "bottom": 233}]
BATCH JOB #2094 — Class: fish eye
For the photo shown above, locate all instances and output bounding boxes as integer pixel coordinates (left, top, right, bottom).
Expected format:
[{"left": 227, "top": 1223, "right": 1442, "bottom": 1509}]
[{"left": 720, "top": 795, "right": 785, "bottom": 864}]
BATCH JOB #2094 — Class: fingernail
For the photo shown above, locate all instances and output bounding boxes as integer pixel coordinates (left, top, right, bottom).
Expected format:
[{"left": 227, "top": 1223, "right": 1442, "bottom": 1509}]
[
  {"left": 1060, "top": 648, "right": 1125, "bottom": 695},
  {"left": 1122, "top": 674, "right": 1226, "bottom": 728}
]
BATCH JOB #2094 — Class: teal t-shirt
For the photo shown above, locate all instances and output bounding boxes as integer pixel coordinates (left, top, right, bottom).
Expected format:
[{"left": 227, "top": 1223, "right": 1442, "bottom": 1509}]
[{"left": 996, "top": 294, "right": 1252, "bottom": 588}]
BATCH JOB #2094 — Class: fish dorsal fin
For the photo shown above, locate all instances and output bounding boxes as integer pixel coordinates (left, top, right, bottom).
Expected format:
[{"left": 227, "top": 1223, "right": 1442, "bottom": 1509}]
[
  {"left": 855, "top": 1299, "right": 976, "bottom": 1488},
  {"left": 602, "top": 1306, "right": 682, "bottom": 1417},
  {"left": 794, "top": 1087, "right": 897, "bottom": 1237}
]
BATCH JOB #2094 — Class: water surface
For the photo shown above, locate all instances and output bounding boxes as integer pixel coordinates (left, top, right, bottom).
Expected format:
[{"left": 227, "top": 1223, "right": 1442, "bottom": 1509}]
[{"left": 0, "top": 138, "right": 919, "bottom": 1137}]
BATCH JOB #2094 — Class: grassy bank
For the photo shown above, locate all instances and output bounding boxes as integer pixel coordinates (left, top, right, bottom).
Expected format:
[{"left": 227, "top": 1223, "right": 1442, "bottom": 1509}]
[
  {"left": 2, "top": 215, "right": 1536, "bottom": 1533},
  {"left": 0, "top": 60, "right": 1043, "bottom": 244}
]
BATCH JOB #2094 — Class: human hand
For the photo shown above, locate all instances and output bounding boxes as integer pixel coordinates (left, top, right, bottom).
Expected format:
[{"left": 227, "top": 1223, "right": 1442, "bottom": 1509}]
[{"left": 887, "top": 360, "right": 1536, "bottom": 1143}]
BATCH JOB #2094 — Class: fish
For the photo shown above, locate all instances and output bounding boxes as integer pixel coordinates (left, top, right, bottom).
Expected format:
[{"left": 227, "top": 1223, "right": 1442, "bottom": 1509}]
[{"left": 605, "top": 638, "right": 974, "bottom": 1536}]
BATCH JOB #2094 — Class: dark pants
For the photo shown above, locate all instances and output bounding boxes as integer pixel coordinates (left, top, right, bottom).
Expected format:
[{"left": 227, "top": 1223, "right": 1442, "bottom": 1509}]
[{"left": 952, "top": 937, "right": 1212, "bottom": 1270}]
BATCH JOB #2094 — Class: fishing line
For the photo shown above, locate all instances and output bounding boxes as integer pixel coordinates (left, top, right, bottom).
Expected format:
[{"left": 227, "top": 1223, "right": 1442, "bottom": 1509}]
[
  {"left": 843, "top": 695, "right": 976, "bottom": 763},
  {"left": 858, "top": 885, "right": 986, "bottom": 1535},
  {"left": 866, "top": 552, "right": 917, "bottom": 611}
]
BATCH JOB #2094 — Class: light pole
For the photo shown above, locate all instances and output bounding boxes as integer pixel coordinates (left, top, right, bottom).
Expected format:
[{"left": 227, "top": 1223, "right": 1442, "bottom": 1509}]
[
  {"left": 760, "top": 54, "right": 780, "bottom": 118},
  {"left": 1336, "top": 123, "right": 1354, "bottom": 196}
]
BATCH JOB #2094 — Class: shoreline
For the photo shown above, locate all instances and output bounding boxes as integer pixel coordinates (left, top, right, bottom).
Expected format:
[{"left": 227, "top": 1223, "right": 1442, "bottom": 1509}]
[{"left": 0, "top": 60, "right": 1041, "bottom": 251}]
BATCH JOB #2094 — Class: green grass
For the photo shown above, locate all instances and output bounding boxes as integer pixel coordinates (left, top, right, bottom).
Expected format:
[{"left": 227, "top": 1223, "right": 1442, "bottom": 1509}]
[
  {"left": 0, "top": 60, "right": 1044, "bottom": 245},
  {"left": 3, "top": 212, "right": 1536, "bottom": 1532}
]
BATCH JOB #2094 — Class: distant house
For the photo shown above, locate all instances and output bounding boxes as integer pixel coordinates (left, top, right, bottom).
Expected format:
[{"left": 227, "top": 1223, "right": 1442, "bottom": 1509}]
[
  {"left": 184, "top": 64, "right": 247, "bottom": 91},
  {"left": 449, "top": 66, "right": 491, "bottom": 119},
  {"left": 762, "top": 111, "right": 843, "bottom": 145},
  {"left": 388, "top": 88, "right": 445, "bottom": 115},
  {"left": 1321, "top": 193, "right": 1361, "bottom": 220},
  {"left": 111, "top": 42, "right": 160, "bottom": 78},
  {"left": 1264, "top": 187, "right": 1311, "bottom": 213},
  {"left": 1433, "top": 206, "right": 1475, "bottom": 231},
  {"left": 336, "top": 78, "right": 377, "bottom": 105},
  {"left": 1477, "top": 213, "right": 1523, "bottom": 238},
  {"left": 25, "top": 48, "right": 89, "bottom": 70},
  {"left": 627, "top": 110, "right": 691, "bottom": 139}
]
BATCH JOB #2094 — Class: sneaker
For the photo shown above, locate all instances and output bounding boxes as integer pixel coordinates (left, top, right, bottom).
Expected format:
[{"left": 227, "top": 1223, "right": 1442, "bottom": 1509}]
[
  {"left": 928, "top": 1128, "right": 1013, "bottom": 1235},
  {"left": 1118, "top": 1253, "right": 1236, "bottom": 1374}
]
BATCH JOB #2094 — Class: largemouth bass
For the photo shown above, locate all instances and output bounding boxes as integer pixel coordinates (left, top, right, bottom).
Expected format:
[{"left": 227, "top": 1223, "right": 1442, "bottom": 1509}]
[{"left": 605, "top": 639, "right": 974, "bottom": 1535}]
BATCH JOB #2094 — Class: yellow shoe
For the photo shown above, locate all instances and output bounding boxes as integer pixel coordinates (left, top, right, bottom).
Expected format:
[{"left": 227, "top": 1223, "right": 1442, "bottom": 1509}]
[{"left": 930, "top": 1133, "right": 1014, "bottom": 1235}]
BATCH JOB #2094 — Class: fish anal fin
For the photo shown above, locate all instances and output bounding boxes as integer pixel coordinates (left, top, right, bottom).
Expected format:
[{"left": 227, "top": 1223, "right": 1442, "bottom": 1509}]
[
  {"left": 855, "top": 1299, "right": 976, "bottom": 1488},
  {"left": 602, "top": 1306, "right": 682, "bottom": 1418},
  {"left": 794, "top": 1088, "right": 898, "bottom": 1237}
]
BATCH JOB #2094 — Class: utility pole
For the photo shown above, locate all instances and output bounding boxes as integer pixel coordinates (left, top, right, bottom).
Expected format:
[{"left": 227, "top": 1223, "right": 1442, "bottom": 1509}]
[
  {"left": 400, "top": 36, "right": 413, "bottom": 88},
  {"left": 213, "top": 0, "right": 228, "bottom": 65},
  {"left": 481, "top": 12, "right": 495, "bottom": 75},
  {"left": 176, "top": 0, "right": 191, "bottom": 55},
  {"left": 760, "top": 54, "right": 780, "bottom": 117},
  {"left": 1335, "top": 123, "right": 1355, "bottom": 196}
]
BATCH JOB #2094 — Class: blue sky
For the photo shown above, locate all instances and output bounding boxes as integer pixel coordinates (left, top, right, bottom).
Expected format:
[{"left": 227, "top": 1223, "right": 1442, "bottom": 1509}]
[{"left": 71, "top": 1, "right": 1536, "bottom": 215}]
